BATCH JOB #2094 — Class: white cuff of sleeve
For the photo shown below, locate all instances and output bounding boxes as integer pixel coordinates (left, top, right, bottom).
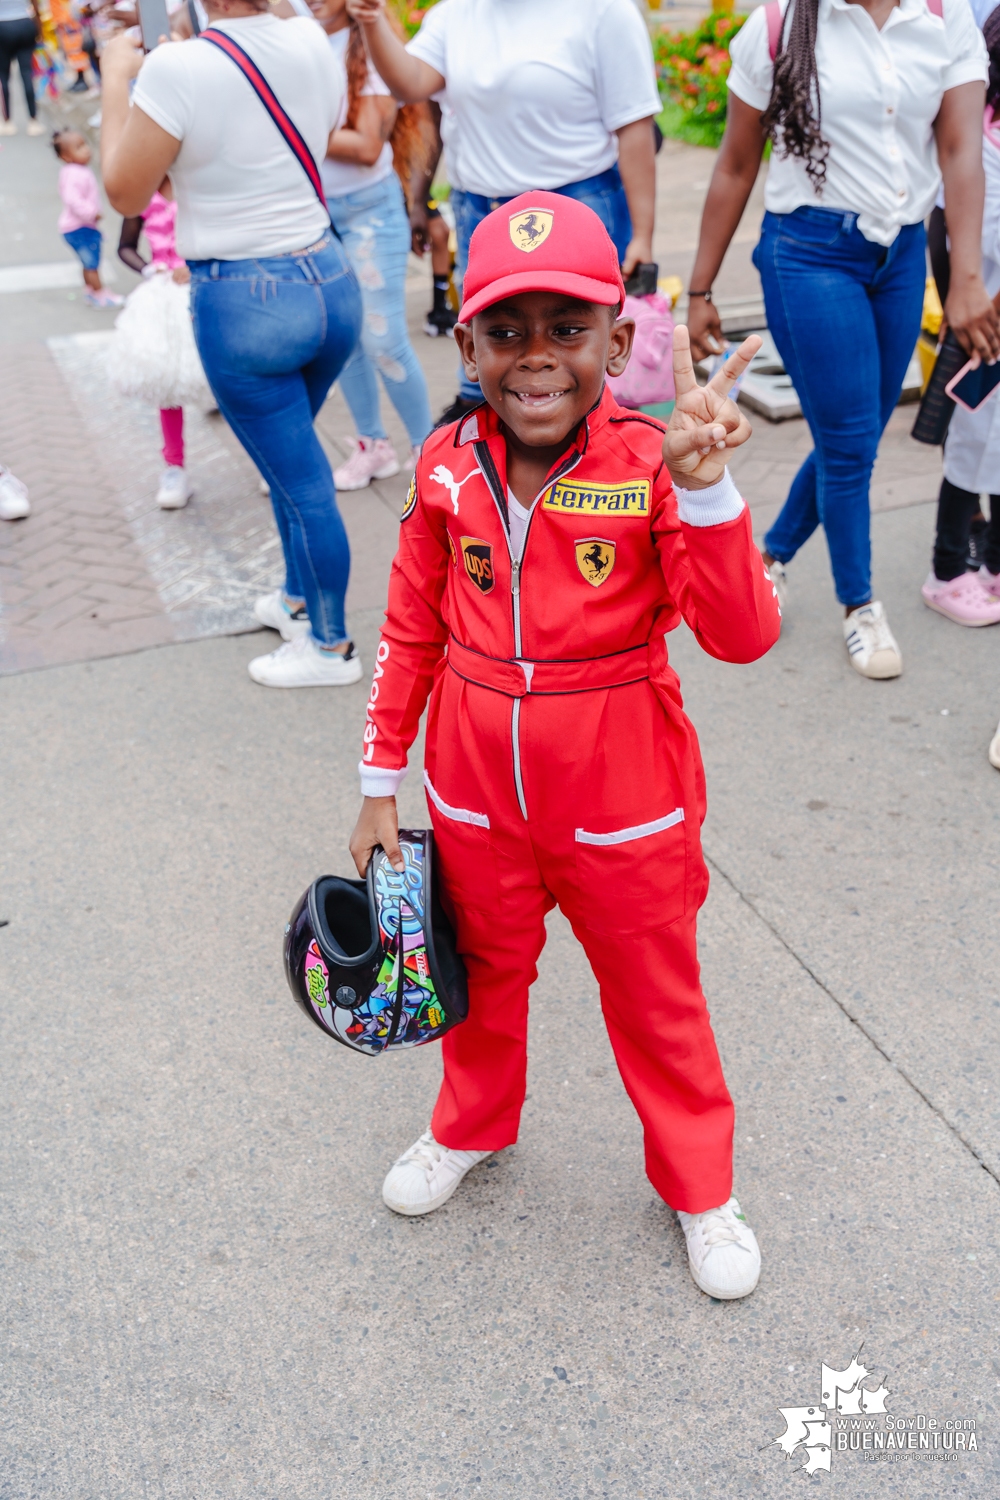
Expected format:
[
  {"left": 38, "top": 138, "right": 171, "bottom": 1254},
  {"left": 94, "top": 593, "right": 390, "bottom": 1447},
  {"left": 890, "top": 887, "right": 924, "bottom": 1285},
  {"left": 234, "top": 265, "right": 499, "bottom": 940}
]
[
  {"left": 358, "top": 762, "right": 408, "bottom": 798},
  {"left": 674, "top": 469, "right": 746, "bottom": 527}
]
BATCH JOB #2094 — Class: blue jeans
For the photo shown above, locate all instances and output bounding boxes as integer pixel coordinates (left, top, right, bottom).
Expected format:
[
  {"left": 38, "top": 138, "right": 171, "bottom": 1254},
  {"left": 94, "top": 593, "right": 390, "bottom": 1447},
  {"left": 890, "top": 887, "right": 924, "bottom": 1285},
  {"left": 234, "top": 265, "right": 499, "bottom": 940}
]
[
  {"left": 64, "top": 225, "right": 102, "bottom": 271},
  {"left": 328, "top": 173, "right": 433, "bottom": 447},
  {"left": 189, "top": 235, "right": 362, "bottom": 646},
  {"left": 755, "top": 208, "right": 926, "bottom": 607},
  {"left": 451, "top": 166, "right": 633, "bottom": 402}
]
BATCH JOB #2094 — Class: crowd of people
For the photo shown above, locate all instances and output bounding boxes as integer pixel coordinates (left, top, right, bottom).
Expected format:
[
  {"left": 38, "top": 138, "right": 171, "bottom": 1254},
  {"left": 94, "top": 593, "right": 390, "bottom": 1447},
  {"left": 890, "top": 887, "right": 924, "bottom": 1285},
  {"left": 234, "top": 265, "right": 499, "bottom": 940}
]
[{"left": 1, "top": 0, "right": 999, "bottom": 1307}]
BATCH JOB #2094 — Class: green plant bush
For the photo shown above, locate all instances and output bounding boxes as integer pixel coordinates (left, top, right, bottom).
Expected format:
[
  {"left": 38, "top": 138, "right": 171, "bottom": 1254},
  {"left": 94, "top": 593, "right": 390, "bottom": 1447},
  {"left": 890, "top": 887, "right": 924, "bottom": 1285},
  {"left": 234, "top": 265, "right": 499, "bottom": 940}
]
[{"left": 654, "top": 11, "right": 747, "bottom": 149}]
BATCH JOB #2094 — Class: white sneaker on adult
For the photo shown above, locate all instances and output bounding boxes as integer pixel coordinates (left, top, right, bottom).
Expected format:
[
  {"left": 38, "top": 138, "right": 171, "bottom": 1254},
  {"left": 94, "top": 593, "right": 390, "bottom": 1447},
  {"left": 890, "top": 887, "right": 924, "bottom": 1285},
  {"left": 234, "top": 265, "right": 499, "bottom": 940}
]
[
  {"left": 247, "top": 633, "right": 363, "bottom": 688},
  {"left": 156, "top": 465, "right": 193, "bottom": 509},
  {"left": 763, "top": 554, "right": 788, "bottom": 613},
  {"left": 253, "top": 588, "right": 311, "bottom": 640},
  {"left": 677, "top": 1195, "right": 761, "bottom": 1300},
  {"left": 843, "top": 601, "right": 902, "bottom": 679},
  {"left": 382, "top": 1128, "right": 493, "bottom": 1216},
  {"left": 334, "top": 437, "right": 400, "bottom": 491},
  {"left": 25, "top": 120, "right": 45, "bottom": 137},
  {"left": 0, "top": 465, "right": 30, "bottom": 520},
  {"left": 989, "top": 718, "right": 1000, "bottom": 771},
  {"left": 0, "top": 119, "right": 17, "bottom": 136}
]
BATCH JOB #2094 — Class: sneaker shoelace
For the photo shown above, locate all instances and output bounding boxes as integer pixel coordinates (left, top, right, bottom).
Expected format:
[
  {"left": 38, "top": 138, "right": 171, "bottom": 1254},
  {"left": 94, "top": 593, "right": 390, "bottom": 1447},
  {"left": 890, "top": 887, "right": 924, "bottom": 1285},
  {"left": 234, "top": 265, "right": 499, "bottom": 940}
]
[
  {"left": 403, "top": 1133, "right": 446, "bottom": 1173},
  {"left": 856, "top": 608, "right": 893, "bottom": 652},
  {"left": 693, "top": 1204, "right": 745, "bottom": 1250}
]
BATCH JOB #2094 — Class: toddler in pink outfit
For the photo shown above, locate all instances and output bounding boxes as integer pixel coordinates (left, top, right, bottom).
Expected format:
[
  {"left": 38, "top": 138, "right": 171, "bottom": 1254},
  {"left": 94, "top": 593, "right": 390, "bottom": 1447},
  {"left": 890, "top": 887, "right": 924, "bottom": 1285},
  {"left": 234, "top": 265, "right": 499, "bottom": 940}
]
[
  {"left": 54, "top": 129, "right": 123, "bottom": 310},
  {"left": 117, "top": 192, "right": 202, "bottom": 510}
]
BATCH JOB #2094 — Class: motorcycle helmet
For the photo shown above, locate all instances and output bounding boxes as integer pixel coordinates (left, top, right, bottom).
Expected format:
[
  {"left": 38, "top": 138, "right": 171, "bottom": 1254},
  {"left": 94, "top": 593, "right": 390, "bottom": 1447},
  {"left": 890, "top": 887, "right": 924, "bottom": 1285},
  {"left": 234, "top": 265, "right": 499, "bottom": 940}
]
[{"left": 283, "top": 829, "right": 468, "bottom": 1055}]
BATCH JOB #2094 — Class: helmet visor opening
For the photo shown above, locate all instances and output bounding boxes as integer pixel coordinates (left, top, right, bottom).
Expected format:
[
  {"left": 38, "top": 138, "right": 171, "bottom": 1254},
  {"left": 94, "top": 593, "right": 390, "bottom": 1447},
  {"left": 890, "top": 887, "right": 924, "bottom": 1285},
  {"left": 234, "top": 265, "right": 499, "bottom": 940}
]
[{"left": 316, "top": 877, "right": 373, "bottom": 959}]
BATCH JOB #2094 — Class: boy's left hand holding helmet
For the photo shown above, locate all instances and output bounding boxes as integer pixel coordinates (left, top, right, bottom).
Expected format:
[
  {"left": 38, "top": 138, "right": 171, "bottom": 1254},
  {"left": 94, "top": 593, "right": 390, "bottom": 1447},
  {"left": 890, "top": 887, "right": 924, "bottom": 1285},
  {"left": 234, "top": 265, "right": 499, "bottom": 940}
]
[{"left": 662, "top": 326, "right": 762, "bottom": 490}]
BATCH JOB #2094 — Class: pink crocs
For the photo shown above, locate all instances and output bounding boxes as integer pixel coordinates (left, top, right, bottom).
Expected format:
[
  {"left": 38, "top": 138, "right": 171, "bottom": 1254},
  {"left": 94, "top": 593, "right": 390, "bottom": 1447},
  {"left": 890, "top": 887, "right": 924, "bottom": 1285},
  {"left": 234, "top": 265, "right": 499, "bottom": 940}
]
[{"left": 921, "top": 571, "right": 1000, "bottom": 626}]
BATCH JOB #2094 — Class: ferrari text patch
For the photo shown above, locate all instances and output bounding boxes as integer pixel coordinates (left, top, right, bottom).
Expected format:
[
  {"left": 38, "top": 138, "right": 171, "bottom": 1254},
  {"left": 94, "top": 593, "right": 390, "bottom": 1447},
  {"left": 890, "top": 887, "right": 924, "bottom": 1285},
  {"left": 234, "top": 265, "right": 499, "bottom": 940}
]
[
  {"left": 460, "top": 537, "right": 495, "bottom": 594},
  {"left": 575, "top": 538, "right": 616, "bottom": 587},
  {"left": 543, "top": 479, "right": 650, "bottom": 518},
  {"left": 401, "top": 474, "right": 417, "bottom": 521},
  {"left": 509, "top": 209, "right": 554, "bottom": 253}
]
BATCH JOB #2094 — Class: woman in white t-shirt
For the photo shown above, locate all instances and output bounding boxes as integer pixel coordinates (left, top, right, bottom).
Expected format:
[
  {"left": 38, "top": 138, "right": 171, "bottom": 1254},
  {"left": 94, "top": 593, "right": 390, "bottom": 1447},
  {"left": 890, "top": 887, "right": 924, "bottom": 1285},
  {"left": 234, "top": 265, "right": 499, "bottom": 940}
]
[
  {"left": 685, "top": 0, "right": 1000, "bottom": 681},
  {"left": 100, "top": 4, "right": 367, "bottom": 692},
  {"left": 309, "top": 0, "right": 433, "bottom": 491},
  {"left": 346, "top": 0, "right": 661, "bottom": 425}
]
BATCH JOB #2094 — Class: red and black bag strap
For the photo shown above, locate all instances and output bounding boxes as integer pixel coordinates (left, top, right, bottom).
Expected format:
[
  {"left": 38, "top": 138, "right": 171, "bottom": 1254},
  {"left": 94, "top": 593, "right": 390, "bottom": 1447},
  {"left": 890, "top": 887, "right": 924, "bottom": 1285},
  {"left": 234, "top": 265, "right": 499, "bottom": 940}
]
[{"left": 200, "top": 27, "right": 334, "bottom": 228}]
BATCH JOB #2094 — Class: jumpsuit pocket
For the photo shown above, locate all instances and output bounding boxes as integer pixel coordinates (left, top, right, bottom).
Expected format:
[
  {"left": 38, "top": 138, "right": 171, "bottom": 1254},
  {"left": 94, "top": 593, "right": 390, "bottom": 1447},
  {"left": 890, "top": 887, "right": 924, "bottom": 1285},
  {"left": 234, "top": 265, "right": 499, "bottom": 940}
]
[
  {"left": 573, "top": 808, "right": 687, "bottom": 934},
  {"left": 423, "top": 771, "right": 500, "bottom": 915}
]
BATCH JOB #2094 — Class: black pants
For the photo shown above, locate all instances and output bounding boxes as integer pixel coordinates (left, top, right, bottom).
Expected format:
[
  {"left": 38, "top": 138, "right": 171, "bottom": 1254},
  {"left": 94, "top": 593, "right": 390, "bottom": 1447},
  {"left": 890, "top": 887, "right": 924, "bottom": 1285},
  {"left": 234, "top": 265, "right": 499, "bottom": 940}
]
[
  {"left": 0, "top": 16, "right": 38, "bottom": 121},
  {"left": 934, "top": 478, "right": 1000, "bottom": 579}
]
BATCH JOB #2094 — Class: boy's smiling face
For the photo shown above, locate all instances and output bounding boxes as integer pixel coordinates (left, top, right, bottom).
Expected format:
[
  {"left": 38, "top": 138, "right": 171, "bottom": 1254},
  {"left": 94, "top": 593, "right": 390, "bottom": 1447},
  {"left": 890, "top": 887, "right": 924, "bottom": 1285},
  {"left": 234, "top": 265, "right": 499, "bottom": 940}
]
[{"left": 454, "top": 292, "right": 634, "bottom": 451}]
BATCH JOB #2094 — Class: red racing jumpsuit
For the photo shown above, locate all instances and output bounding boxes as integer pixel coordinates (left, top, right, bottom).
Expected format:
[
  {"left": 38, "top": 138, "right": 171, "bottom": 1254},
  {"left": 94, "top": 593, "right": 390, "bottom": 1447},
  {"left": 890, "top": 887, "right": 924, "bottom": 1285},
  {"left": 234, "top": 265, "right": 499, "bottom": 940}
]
[{"left": 360, "top": 388, "right": 781, "bottom": 1212}]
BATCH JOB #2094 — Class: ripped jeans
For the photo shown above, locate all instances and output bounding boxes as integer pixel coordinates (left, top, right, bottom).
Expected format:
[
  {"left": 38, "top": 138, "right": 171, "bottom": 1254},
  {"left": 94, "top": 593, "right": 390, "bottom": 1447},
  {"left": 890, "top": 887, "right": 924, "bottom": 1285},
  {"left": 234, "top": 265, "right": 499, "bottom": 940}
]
[{"left": 327, "top": 173, "right": 433, "bottom": 449}]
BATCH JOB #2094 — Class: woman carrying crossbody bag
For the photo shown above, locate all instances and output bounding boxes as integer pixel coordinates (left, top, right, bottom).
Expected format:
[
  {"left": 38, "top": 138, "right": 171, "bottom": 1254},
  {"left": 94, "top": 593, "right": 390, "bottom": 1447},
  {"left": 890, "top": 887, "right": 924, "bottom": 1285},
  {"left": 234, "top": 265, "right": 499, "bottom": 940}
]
[{"left": 101, "top": 4, "right": 365, "bottom": 691}]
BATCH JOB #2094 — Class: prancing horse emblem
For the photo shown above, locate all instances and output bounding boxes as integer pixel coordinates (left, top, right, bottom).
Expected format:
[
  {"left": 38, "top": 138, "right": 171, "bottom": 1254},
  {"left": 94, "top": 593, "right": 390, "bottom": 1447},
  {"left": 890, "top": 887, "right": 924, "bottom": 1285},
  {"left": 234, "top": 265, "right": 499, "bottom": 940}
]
[
  {"left": 575, "top": 538, "right": 616, "bottom": 587},
  {"left": 509, "top": 209, "right": 554, "bottom": 253}
]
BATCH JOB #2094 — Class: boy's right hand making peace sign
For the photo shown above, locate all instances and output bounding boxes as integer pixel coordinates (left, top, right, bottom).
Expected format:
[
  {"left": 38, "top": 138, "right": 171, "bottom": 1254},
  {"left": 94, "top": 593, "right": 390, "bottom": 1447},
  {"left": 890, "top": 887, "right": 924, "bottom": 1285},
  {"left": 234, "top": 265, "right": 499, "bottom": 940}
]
[{"left": 662, "top": 327, "right": 762, "bottom": 490}]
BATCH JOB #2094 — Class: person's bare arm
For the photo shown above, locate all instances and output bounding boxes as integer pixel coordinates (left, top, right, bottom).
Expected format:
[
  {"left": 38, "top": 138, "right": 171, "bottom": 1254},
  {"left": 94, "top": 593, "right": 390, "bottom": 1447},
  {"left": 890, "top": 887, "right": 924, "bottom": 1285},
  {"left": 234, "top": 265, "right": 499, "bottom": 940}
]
[
  {"left": 935, "top": 80, "right": 1000, "bottom": 362},
  {"left": 409, "top": 101, "right": 442, "bottom": 254},
  {"left": 685, "top": 94, "right": 767, "bottom": 360},
  {"left": 100, "top": 31, "right": 181, "bottom": 214},
  {"left": 327, "top": 93, "right": 397, "bottom": 166},
  {"left": 616, "top": 116, "right": 656, "bottom": 279},
  {"left": 346, "top": 0, "right": 443, "bottom": 102}
]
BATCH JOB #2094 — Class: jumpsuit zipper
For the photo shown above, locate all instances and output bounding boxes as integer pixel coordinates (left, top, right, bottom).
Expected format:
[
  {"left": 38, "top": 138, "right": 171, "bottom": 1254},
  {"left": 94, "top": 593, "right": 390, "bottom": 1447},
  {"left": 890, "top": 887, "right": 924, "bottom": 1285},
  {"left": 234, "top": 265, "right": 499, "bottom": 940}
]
[{"left": 473, "top": 443, "right": 584, "bottom": 822}]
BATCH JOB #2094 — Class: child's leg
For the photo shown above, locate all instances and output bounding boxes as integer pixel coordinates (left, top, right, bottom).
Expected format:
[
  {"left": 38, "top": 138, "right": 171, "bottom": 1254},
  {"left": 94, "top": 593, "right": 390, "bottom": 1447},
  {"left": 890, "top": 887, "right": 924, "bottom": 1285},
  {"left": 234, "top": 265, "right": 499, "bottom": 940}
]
[
  {"left": 570, "top": 914, "right": 734, "bottom": 1214},
  {"left": 985, "top": 496, "right": 1000, "bottom": 577},
  {"left": 159, "top": 408, "right": 184, "bottom": 468},
  {"left": 933, "top": 478, "right": 981, "bottom": 581},
  {"left": 428, "top": 834, "right": 551, "bottom": 1146}
]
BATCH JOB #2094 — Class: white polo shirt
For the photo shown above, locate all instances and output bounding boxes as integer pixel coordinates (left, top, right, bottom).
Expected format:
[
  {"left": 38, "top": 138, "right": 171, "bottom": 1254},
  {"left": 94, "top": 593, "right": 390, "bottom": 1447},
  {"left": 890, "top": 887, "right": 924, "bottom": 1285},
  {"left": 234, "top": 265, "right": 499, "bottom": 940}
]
[
  {"left": 728, "top": 0, "right": 987, "bottom": 245},
  {"left": 406, "top": 0, "right": 661, "bottom": 198}
]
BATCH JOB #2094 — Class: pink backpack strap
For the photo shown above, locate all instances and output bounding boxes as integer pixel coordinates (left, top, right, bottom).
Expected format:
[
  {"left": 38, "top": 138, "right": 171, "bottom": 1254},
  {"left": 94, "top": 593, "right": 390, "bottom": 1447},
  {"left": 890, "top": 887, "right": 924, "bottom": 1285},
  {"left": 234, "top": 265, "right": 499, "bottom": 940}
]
[
  {"left": 766, "top": 0, "right": 783, "bottom": 61},
  {"left": 926, "top": 0, "right": 943, "bottom": 16}
]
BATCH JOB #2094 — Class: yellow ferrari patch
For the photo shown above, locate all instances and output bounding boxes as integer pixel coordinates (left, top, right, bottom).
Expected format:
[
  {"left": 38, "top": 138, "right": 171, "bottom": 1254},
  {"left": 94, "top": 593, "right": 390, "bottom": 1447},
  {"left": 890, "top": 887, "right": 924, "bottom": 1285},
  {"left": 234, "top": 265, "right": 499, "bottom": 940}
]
[
  {"left": 401, "top": 474, "right": 417, "bottom": 521},
  {"left": 543, "top": 478, "right": 650, "bottom": 518},
  {"left": 575, "top": 538, "right": 616, "bottom": 587},
  {"left": 509, "top": 209, "right": 554, "bottom": 253}
]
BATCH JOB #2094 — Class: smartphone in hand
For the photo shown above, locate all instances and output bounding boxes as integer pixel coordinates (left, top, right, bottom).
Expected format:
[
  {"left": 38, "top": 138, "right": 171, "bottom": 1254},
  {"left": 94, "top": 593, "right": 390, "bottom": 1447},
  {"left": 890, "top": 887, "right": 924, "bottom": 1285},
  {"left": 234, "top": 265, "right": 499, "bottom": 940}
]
[
  {"left": 945, "top": 355, "right": 1000, "bottom": 413},
  {"left": 137, "top": 0, "right": 171, "bottom": 49}
]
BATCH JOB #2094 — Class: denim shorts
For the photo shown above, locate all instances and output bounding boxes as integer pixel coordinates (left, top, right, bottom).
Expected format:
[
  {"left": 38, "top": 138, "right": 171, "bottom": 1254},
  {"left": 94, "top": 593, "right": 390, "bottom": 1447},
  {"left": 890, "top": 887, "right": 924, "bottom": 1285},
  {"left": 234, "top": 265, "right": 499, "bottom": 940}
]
[{"left": 63, "top": 226, "right": 102, "bottom": 272}]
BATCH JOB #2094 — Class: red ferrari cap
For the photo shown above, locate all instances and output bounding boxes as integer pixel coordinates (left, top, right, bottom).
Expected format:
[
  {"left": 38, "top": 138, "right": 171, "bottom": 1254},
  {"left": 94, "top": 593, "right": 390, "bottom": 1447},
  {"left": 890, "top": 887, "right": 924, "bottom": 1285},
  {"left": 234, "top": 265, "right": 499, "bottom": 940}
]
[{"left": 458, "top": 191, "right": 626, "bottom": 322}]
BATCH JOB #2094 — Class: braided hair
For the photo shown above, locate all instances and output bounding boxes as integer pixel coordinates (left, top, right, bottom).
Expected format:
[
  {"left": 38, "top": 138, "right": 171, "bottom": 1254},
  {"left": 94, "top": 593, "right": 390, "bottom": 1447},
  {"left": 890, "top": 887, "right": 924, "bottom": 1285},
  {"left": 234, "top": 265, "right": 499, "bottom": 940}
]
[
  {"left": 985, "top": 3, "right": 1000, "bottom": 110},
  {"left": 760, "top": 0, "right": 830, "bottom": 192}
]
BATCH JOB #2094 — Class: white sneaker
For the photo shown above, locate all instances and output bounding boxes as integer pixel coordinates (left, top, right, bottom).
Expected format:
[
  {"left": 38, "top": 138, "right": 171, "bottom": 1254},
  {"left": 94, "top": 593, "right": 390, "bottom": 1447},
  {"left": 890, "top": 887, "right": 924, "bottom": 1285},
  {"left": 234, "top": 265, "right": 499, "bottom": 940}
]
[
  {"left": 989, "top": 718, "right": 1000, "bottom": 771},
  {"left": 155, "top": 465, "right": 193, "bottom": 510},
  {"left": 0, "top": 465, "right": 30, "bottom": 520},
  {"left": 763, "top": 554, "right": 788, "bottom": 613},
  {"left": 382, "top": 1128, "right": 493, "bottom": 1217},
  {"left": 843, "top": 600, "right": 902, "bottom": 679},
  {"left": 253, "top": 588, "right": 311, "bottom": 640},
  {"left": 247, "top": 633, "right": 363, "bottom": 688},
  {"left": 0, "top": 120, "right": 16, "bottom": 137},
  {"left": 26, "top": 120, "right": 45, "bottom": 137},
  {"left": 677, "top": 1194, "right": 761, "bottom": 1300},
  {"left": 334, "top": 437, "right": 400, "bottom": 491}
]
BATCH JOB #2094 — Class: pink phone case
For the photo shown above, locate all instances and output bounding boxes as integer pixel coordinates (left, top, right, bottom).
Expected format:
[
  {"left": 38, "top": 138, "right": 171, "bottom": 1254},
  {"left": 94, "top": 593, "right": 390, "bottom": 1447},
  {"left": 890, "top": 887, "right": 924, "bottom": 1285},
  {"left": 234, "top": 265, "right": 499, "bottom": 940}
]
[{"left": 944, "top": 357, "right": 998, "bottom": 413}]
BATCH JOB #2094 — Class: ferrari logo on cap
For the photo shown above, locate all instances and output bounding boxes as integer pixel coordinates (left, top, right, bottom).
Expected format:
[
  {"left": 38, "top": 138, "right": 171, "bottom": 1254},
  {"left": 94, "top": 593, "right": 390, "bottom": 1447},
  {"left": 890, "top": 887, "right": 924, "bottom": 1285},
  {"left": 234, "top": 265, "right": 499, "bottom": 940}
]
[
  {"left": 460, "top": 536, "right": 495, "bottom": 594},
  {"left": 575, "top": 538, "right": 616, "bottom": 587},
  {"left": 509, "top": 210, "right": 554, "bottom": 253}
]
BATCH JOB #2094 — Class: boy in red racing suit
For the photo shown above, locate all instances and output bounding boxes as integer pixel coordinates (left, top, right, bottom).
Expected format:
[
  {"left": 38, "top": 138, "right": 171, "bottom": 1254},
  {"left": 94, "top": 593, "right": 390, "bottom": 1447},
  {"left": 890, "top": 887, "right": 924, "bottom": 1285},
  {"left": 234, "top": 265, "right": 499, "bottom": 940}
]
[{"left": 350, "top": 192, "right": 781, "bottom": 1301}]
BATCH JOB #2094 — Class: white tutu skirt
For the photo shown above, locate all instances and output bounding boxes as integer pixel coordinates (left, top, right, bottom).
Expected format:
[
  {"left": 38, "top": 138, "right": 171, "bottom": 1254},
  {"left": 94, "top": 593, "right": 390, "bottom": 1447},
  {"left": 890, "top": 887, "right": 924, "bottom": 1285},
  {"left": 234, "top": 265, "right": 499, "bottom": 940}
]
[{"left": 106, "top": 272, "right": 212, "bottom": 410}]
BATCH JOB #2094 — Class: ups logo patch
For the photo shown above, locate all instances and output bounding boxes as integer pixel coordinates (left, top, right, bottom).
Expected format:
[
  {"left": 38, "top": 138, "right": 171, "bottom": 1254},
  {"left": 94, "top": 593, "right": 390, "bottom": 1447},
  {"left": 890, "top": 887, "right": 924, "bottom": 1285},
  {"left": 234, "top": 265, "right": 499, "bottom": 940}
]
[
  {"left": 575, "top": 538, "right": 615, "bottom": 587},
  {"left": 460, "top": 537, "right": 494, "bottom": 594}
]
